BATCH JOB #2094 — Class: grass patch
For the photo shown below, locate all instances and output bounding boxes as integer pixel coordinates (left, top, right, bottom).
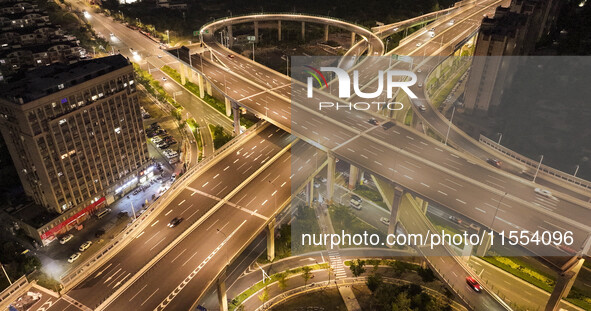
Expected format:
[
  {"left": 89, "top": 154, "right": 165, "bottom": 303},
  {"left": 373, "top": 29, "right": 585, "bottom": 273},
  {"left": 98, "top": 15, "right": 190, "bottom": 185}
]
[
  {"left": 208, "top": 124, "right": 232, "bottom": 149},
  {"left": 229, "top": 263, "right": 330, "bottom": 310},
  {"left": 270, "top": 287, "right": 347, "bottom": 311},
  {"left": 186, "top": 118, "right": 203, "bottom": 160},
  {"left": 134, "top": 64, "right": 180, "bottom": 110},
  {"left": 328, "top": 204, "right": 385, "bottom": 246},
  {"left": 29, "top": 270, "right": 61, "bottom": 293},
  {"left": 404, "top": 108, "right": 413, "bottom": 126},
  {"left": 480, "top": 255, "right": 555, "bottom": 292},
  {"left": 353, "top": 185, "right": 388, "bottom": 210}
]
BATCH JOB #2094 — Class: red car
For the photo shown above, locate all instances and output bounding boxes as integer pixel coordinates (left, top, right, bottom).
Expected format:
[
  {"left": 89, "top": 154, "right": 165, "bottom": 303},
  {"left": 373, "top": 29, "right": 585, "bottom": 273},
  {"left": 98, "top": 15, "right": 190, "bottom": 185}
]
[
  {"left": 486, "top": 158, "right": 502, "bottom": 168},
  {"left": 466, "top": 276, "right": 481, "bottom": 292},
  {"left": 228, "top": 54, "right": 235, "bottom": 58}
]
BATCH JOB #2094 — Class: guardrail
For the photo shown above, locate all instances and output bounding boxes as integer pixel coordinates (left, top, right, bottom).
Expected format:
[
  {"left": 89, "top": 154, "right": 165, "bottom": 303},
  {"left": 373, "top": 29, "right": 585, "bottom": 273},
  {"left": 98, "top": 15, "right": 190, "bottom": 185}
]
[
  {"left": 200, "top": 12, "right": 373, "bottom": 35},
  {"left": 60, "top": 120, "right": 268, "bottom": 288},
  {"left": 0, "top": 276, "right": 29, "bottom": 309},
  {"left": 479, "top": 134, "right": 591, "bottom": 191}
]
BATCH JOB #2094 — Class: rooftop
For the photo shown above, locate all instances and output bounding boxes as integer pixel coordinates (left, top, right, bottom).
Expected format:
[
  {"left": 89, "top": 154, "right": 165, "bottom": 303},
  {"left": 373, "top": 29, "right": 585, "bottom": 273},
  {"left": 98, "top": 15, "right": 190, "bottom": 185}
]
[{"left": 0, "top": 54, "right": 131, "bottom": 104}]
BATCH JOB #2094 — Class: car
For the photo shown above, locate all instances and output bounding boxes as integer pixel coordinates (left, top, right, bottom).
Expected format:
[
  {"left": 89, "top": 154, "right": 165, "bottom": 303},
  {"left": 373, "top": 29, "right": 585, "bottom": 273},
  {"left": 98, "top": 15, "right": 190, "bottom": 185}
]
[
  {"left": 59, "top": 234, "right": 74, "bottom": 244},
  {"left": 380, "top": 217, "right": 390, "bottom": 225},
  {"left": 486, "top": 158, "right": 502, "bottom": 168},
  {"left": 449, "top": 215, "right": 462, "bottom": 224},
  {"left": 151, "top": 136, "right": 163, "bottom": 144},
  {"left": 430, "top": 32, "right": 435, "bottom": 37},
  {"left": 368, "top": 118, "right": 379, "bottom": 126},
  {"left": 534, "top": 188, "right": 553, "bottom": 198},
  {"left": 466, "top": 276, "right": 481, "bottom": 292},
  {"left": 165, "top": 152, "right": 178, "bottom": 159},
  {"left": 68, "top": 252, "right": 81, "bottom": 263},
  {"left": 158, "top": 55, "right": 162, "bottom": 58},
  {"left": 162, "top": 77, "right": 167, "bottom": 81},
  {"left": 79, "top": 241, "right": 92, "bottom": 252},
  {"left": 450, "top": 19, "right": 455, "bottom": 24},
  {"left": 417, "top": 68, "right": 422, "bottom": 73},
  {"left": 228, "top": 54, "right": 235, "bottom": 58},
  {"left": 418, "top": 82, "right": 423, "bottom": 88},
  {"left": 168, "top": 217, "right": 183, "bottom": 228},
  {"left": 157, "top": 141, "right": 169, "bottom": 149},
  {"left": 430, "top": 27, "right": 435, "bottom": 32},
  {"left": 350, "top": 195, "right": 362, "bottom": 209},
  {"left": 170, "top": 173, "right": 176, "bottom": 182},
  {"left": 110, "top": 33, "right": 114, "bottom": 37},
  {"left": 416, "top": 42, "right": 422, "bottom": 47},
  {"left": 142, "top": 113, "right": 151, "bottom": 119},
  {"left": 150, "top": 122, "right": 159, "bottom": 128},
  {"left": 418, "top": 104, "right": 427, "bottom": 111},
  {"left": 381, "top": 121, "right": 395, "bottom": 130}
]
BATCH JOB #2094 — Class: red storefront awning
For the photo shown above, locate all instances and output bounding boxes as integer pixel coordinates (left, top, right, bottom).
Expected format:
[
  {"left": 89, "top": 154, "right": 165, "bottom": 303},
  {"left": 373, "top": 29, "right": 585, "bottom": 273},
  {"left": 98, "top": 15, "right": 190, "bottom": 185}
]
[{"left": 40, "top": 197, "right": 106, "bottom": 240}]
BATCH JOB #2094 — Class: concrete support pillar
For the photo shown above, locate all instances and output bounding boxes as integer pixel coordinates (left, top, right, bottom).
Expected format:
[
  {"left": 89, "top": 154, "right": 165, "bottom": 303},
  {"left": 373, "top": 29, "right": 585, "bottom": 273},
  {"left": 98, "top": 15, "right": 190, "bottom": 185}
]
[
  {"left": 350, "top": 32, "right": 355, "bottom": 48},
  {"left": 326, "top": 154, "right": 336, "bottom": 203},
  {"left": 227, "top": 25, "right": 233, "bottom": 47},
  {"left": 254, "top": 21, "right": 259, "bottom": 43},
  {"left": 198, "top": 73, "right": 205, "bottom": 98},
  {"left": 324, "top": 24, "right": 329, "bottom": 42},
  {"left": 301, "top": 22, "right": 305, "bottom": 41},
  {"left": 232, "top": 103, "right": 241, "bottom": 136},
  {"left": 217, "top": 271, "right": 228, "bottom": 311},
  {"left": 206, "top": 80, "right": 212, "bottom": 96},
  {"left": 415, "top": 197, "right": 428, "bottom": 214},
  {"left": 475, "top": 232, "right": 492, "bottom": 256},
  {"left": 278, "top": 20, "right": 282, "bottom": 41},
  {"left": 461, "top": 243, "right": 473, "bottom": 261},
  {"left": 180, "top": 64, "right": 186, "bottom": 85},
  {"left": 266, "top": 218, "right": 276, "bottom": 261},
  {"left": 545, "top": 259, "right": 585, "bottom": 311},
  {"left": 184, "top": 64, "right": 192, "bottom": 83},
  {"left": 387, "top": 186, "right": 404, "bottom": 237},
  {"left": 225, "top": 97, "right": 232, "bottom": 117},
  {"left": 348, "top": 164, "right": 360, "bottom": 190}
]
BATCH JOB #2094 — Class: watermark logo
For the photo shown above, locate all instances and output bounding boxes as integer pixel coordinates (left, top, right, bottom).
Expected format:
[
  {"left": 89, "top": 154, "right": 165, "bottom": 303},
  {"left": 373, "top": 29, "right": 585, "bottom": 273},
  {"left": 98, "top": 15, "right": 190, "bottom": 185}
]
[{"left": 305, "top": 67, "right": 418, "bottom": 99}]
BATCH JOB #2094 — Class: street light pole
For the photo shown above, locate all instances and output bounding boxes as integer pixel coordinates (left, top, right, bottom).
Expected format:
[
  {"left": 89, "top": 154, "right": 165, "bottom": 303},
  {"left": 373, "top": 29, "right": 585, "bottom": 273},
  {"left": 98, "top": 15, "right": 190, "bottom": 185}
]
[
  {"left": 497, "top": 132, "right": 503, "bottom": 145},
  {"left": 574, "top": 165, "right": 580, "bottom": 177},
  {"left": 0, "top": 262, "right": 12, "bottom": 285},
  {"left": 533, "top": 155, "right": 544, "bottom": 183},
  {"left": 166, "top": 30, "right": 170, "bottom": 46},
  {"left": 252, "top": 42, "right": 255, "bottom": 61},
  {"left": 444, "top": 106, "right": 455, "bottom": 146}
]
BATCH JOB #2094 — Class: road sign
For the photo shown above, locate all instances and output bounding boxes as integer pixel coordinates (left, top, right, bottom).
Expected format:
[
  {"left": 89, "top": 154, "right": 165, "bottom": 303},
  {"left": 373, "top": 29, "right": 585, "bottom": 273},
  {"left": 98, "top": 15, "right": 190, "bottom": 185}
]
[
  {"left": 247, "top": 36, "right": 256, "bottom": 42},
  {"left": 193, "top": 30, "right": 199, "bottom": 36}
]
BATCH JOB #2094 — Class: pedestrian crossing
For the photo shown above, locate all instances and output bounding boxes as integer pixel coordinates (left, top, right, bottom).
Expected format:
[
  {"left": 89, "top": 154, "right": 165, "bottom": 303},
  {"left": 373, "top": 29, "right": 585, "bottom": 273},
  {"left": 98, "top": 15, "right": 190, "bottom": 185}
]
[{"left": 327, "top": 250, "right": 348, "bottom": 279}]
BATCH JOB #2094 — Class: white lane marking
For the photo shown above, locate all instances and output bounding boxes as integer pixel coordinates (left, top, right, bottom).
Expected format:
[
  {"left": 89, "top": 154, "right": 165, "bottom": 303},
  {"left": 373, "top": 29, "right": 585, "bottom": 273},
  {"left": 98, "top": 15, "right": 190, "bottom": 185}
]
[
  {"left": 456, "top": 199, "right": 467, "bottom": 204},
  {"left": 475, "top": 207, "right": 487, "bottom": 213},
  {"left": 151, "top": 220, "right": 159, "bottom": 227},
  {"left": 136, "top": 231, "right": 145, "bottom": 239},
  {"left": 178, "top": 200, "right": 186, "bottom": 206},
  {"left": 164, "top": 209, "right": 173, "bottom": 216},
  {"left": 420, "top": 182, "right": 430, "bottom": 188},
  {"left": 140, "top": 288, "right": 159, "bottom": 306},
  {"left": 438, "top": 190, "right": 448, "bottom": 196},
  {"left": 450, "top": 153, "right": 459, "bottom": 158},
  {"left": 129, "top": 284, "right": 148, "bottom": 302}
]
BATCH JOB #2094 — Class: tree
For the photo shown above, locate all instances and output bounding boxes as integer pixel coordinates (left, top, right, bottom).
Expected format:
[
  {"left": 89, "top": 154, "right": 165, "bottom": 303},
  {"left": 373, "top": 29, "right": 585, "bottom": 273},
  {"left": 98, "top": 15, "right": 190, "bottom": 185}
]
[
  {"left": 391, "top": 292, "right": 412, "bottom": 311},
  {"left": 301, "top": 266, "right": 313, "bottom": 286},
  {"left": 366, "top": 273, "right": 383, "bottom": 293},
  {"left": 417, "top": 267, "right": 435, "bottom": 283},
  {"left": 349, "top": 259, "right": 366, "bottom": 277},
  {"left": 277, "top": 272, "right": 288, "bottom": 291}
]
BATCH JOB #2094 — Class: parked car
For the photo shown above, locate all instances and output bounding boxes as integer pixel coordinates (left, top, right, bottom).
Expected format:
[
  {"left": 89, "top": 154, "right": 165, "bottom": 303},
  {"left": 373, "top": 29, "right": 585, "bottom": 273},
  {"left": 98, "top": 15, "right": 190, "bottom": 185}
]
[
  {"left": 68, "top": 252, "right": 81, "bottom": 263},
  {"left": 466, "top": 276, "right": 481, "bottom": 292},
  {"left": 380, "top": 217, "right": 390, "bottom": 225},
  {"left": 79, "top": 241, "right": 92, "bottom": 252},
  {"left": 368, "top": 118, "right": 379, "bottom": 126},
  {"left": 59, "top": 234, "right": 74, "bottom": 244},
  {"left": 449, "top": 215, "right": 462, "bottom": 224}
]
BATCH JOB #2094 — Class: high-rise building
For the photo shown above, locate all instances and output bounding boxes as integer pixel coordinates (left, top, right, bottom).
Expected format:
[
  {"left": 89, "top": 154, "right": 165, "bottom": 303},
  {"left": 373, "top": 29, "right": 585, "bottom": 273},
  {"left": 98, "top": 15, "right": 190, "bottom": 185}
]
[{"left": 0, "top": 54, "right": 150, "bottom": 243}]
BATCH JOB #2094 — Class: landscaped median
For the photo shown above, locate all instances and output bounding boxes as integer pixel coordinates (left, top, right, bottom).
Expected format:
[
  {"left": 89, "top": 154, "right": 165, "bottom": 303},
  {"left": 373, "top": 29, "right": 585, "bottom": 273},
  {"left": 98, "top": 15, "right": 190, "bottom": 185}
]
[
  {"left": 161, "top": 66, "right": 255, "bottom": 128},
  {"left": 229, "top": 263, "right": 330, "bottom": 311}
]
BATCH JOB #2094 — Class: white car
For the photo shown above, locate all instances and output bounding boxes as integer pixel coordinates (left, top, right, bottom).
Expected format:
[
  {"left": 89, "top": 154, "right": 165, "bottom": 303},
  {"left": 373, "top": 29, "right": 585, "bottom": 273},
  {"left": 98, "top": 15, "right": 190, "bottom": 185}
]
[
  {"left": 380, "top": 217, "right": 390, "bottom": 225},
  {"left": 418, "top": 82, "right": 423, "bottom": 88},
  {"left": 416, "top": 42, "right": 422, "bottom": 47},
  {"left": 79, "top": 241, "right": 92, "bottom": 252},
  {"left": 151, "top": 136, "right": 162, "bottom": 144},
  {"left": 60, "top": 234, "right": 74, "bottom": 244},
  {"left": 418, "top": 104, "right": 427, "bottom": 111},
  {"left": 68, "top": 252, "right": 81, "bottom": 263},
  {"left": 534, "top": 188, "right": 553, "bottom": 198}
]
